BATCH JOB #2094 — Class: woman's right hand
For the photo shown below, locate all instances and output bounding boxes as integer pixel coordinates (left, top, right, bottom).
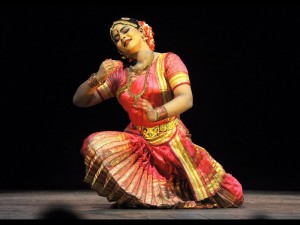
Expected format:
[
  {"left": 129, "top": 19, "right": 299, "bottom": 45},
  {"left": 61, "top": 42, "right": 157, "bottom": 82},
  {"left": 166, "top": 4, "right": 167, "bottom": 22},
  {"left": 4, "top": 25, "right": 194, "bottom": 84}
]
[
  {"left": 73, "top": 59, "right": 123, "bottom": 107},
  {"left": 96, "top": 59, "right": 123, "bottom": 82}
]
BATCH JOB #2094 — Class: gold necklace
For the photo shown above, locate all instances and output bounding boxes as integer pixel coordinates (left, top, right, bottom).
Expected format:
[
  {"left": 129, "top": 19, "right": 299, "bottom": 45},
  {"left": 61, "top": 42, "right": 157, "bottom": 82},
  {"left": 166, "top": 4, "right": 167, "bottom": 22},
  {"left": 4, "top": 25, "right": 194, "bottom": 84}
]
[
  {"left": 127, "top": 52, "right": 154, "bottom": 103},
  {"left": 129, "top": 52, "right": 154, "bottom": 76}
]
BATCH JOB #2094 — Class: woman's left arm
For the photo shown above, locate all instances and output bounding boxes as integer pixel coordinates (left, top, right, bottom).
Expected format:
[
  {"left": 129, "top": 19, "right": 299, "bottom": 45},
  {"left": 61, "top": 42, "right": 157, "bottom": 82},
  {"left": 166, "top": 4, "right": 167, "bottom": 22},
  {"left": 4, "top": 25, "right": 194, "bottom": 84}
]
[
  {"left": 162, "top": 84, "right": 193, "bottom": 117},
  {"left": 140, "top": 53, "right": 193, "bottom": 121},
  {"left": 142, "top": 84, "right": 193, "bottom": 122}
]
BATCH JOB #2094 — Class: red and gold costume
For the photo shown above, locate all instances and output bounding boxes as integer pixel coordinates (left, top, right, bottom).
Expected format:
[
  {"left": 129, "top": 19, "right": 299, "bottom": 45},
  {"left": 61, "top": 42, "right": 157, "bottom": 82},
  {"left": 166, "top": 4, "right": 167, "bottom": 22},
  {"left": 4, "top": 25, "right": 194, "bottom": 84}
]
[{"left": 80, "top": 52, "right": 244, "bottom": 208}]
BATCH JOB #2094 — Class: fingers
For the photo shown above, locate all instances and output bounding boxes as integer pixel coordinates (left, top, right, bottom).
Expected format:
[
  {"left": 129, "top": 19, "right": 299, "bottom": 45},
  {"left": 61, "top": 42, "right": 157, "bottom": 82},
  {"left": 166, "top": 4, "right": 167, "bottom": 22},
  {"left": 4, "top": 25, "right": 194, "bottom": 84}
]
[
  {"left": 97, "top": 59, "right": 123, "bottom": 81},
  {"left": 104, "top": 59, "right": 123, "bottom": 69},
  {"left": 104, "top": 62, "right": 123, "bottom": 74},
  {"left": 133, "top": 98, "right": 153, "bottom": 112}
]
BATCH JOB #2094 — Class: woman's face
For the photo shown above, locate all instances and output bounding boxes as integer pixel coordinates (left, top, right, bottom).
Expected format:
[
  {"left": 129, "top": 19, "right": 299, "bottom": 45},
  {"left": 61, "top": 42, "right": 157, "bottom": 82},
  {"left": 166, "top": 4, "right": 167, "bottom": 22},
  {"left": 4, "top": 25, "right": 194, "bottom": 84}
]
[{"left": 111, "top": 24, "right": 144, "bottom": 55}]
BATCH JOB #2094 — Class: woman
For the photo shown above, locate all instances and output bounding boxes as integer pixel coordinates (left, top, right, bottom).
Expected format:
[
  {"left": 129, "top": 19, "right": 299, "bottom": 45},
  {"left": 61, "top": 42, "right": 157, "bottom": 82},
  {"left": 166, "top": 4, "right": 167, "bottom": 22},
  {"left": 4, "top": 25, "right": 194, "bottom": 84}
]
[{"left": 73, "top": 17, "right": 244, "bottom": 209}]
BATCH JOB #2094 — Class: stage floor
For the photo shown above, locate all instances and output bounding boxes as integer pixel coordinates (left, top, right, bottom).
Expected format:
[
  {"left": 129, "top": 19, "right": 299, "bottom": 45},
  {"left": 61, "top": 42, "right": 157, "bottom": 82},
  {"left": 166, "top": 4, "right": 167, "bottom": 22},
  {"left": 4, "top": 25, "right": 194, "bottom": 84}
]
[{"left": 0, "top": 190, "right": 299, "bottom": 219}]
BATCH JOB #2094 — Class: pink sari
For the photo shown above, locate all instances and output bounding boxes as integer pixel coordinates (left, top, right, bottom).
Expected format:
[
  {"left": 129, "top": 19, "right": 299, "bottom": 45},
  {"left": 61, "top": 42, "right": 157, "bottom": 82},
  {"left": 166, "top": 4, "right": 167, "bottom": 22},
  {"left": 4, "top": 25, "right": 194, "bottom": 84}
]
[{"left": 80, "top": 52, "right": 244, "bottom": 208}]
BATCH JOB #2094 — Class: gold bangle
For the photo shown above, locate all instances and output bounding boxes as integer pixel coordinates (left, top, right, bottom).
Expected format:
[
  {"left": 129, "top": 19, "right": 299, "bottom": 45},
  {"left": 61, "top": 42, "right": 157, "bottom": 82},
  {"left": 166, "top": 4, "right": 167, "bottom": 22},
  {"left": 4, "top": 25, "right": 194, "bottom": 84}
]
[
  {"left": 154, "top": 105, "right": 168, "bottom": 121},
  {"left": 87, "top": 73, "right": 105, "bottom": 88}
]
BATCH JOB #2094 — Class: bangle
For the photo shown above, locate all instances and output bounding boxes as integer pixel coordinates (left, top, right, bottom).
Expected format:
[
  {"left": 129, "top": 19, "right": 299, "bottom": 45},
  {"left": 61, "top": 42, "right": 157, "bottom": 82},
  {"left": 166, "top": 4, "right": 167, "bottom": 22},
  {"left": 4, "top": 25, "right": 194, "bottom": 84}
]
[
  {"left": 154, "top": 105, "right": 168, "bottom": 121},
  {"left": 87, "top": 73, "right": 105, "bottom": 88}
]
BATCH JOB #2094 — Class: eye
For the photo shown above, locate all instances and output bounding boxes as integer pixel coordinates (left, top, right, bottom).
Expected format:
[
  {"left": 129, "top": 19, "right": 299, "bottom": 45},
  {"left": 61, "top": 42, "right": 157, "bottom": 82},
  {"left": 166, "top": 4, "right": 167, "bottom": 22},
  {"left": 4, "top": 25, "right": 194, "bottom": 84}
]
[
  {"left": 122, "top": 27, "right": 130, "bottom": 33},
  {"left": 113, "top": 35, "right": 120, "bottom": 43},
  {"left": 113, "top": 26, "right": 130, "bottom": 43}
]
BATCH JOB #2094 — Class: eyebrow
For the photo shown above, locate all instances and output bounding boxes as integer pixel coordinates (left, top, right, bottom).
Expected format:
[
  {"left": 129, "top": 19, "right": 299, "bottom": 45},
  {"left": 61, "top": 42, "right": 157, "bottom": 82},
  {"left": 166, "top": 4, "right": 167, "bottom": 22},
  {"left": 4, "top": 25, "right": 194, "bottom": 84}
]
[
  {"left": 113, "top": 26, "right": 127, "bottom": 40},
  {"left": 120, "top": 26, "right": 127, "bottom": 33}
]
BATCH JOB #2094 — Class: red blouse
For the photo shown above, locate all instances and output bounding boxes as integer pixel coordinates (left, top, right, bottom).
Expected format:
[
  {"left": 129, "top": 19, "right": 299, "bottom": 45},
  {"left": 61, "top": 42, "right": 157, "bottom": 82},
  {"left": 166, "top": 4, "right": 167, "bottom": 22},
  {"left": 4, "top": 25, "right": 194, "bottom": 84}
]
[{"left": 96, "top": 52, "right": 190, "bottom": 127}]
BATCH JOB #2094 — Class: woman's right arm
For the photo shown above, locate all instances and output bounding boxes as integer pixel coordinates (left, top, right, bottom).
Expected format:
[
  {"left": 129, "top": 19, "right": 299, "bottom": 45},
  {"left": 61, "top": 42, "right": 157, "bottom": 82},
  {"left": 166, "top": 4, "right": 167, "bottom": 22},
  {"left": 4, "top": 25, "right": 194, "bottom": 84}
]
[
  {"left": 73, "top": 59, "right": 122, "bottom": 107},
  {"left": 72, "top": 79, "right": 103, "bottom": 107}
]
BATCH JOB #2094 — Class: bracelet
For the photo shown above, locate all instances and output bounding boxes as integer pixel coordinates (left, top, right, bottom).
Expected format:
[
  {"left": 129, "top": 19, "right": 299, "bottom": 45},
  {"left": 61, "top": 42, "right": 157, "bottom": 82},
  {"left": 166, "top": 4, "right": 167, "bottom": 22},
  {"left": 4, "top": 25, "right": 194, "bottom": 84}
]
[
  {"left": 154, "top": 105, "right": 168, "bottom": 121},
  {"left": 87, "top": 73, "right": 105, "bottom": 88}
]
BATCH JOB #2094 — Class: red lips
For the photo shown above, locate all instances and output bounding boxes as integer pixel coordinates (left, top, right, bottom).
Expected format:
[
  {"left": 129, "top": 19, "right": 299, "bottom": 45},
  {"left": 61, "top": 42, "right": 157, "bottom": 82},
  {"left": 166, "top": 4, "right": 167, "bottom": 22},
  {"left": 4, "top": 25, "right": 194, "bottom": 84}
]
[{"left": 123, "top": 39, "right": 131, "bottom": 47}]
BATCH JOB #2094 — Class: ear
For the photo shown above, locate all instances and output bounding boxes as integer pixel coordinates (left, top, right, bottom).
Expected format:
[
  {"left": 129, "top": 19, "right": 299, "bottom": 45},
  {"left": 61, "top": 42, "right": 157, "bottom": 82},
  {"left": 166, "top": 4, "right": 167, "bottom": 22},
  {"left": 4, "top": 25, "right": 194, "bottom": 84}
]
[
  {"left": 139, "top": 27, "right": 147, "bottom": 41},
  {"left": 139, "top": 27, "right": 145, "bottom": 35}
]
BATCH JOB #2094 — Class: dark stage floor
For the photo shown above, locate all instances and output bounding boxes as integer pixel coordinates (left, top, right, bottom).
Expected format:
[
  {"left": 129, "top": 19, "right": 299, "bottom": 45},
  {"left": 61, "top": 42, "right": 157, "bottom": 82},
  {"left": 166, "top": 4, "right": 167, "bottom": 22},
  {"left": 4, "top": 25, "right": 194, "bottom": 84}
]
[{"left": 0, "top": 190, "right": 299, "bottom": 220}]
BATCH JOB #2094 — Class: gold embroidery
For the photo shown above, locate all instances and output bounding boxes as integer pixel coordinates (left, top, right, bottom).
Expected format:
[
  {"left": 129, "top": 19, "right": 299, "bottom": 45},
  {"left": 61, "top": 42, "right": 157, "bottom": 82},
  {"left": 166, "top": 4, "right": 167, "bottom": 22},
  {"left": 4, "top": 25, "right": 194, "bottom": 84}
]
[
  {"left": 134, "top": 118, "right": 179, "bottom": 139},
  {"left": 116, "top": 84, "right": 128, "bottom": 99},
  {"left": 156, "top": 53, "right": 172, "bottom": 104},
  {"left": 170, "top": 135, "right": 208, "bottom": 200},
  {"left": 169, "top": 137, "right": 225, "bottom": 201},
  {"left": 169, "top": 73, "right": 190, "bottom": 90}
]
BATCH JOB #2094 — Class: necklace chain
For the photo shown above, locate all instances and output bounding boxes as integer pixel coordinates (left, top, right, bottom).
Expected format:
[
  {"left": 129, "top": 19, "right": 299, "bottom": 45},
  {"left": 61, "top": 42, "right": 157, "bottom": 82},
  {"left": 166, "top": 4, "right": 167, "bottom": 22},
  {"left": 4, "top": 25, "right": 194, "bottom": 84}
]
[
  {"left": 127, "top": 52, "right": 154, "bottom": 101},
  {"left": 129, "top": 52, "right": 154, "bottom": 75}
]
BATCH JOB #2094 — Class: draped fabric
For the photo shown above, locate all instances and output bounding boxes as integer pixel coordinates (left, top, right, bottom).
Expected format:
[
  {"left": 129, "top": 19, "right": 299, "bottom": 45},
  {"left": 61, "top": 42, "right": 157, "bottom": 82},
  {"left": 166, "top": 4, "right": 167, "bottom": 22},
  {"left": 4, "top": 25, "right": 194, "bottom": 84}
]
[{"left": 80, "top": 52, "right": 244, "bottom": 208}]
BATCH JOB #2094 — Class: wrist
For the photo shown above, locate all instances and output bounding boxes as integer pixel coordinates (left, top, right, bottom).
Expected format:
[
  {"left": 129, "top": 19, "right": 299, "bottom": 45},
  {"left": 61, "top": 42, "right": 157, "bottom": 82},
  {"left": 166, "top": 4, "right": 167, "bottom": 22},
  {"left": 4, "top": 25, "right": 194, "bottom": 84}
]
[
  {"left": 87, "top": 73, "right": 105, "bottom": 88},
  {"left": 154, "top": 105, "right": 168, "bottom": 121},
  {"left": 94, "top": 72, "right": 106, "bottom": 85}
]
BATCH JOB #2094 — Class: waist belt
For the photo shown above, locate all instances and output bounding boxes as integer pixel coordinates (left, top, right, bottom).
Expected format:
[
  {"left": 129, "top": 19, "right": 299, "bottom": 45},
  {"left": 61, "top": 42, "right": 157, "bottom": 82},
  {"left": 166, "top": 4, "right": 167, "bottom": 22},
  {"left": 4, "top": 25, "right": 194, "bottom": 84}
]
[{"left": 134, "top": 118, "right": 179, "bottom": 139}]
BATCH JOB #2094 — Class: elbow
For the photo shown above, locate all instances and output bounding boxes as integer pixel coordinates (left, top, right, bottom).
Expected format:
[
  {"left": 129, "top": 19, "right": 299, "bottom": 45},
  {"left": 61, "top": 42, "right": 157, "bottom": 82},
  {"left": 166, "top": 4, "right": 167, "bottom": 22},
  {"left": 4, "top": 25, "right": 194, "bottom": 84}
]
[
  {"left": 187, "top": 95, "right": 193, "bottom": 110},
  {"left": 73, "top": 100, "right": 80, "bottom": 107},
  {"left": 72, "top": 96, "right": 80, "bottom": 107},
  {"left": 73, "top": 95, "right": 85, "bottom": 107},
  {"left": 73, "top": 100, "right": 87, "bottom": 108},
  {"left": 188, "top": 98, "right": 193, "bottom": 110},
  {"left": 73, "top": 95, "right": 94, "bottom": 108}
]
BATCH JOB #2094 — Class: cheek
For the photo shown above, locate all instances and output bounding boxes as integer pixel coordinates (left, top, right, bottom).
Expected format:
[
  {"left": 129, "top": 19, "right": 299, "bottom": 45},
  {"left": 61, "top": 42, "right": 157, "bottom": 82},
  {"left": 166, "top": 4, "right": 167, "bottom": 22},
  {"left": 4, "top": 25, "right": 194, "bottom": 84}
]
[{"left": 116, "top": 42, "right": 124, "bottom": 51}]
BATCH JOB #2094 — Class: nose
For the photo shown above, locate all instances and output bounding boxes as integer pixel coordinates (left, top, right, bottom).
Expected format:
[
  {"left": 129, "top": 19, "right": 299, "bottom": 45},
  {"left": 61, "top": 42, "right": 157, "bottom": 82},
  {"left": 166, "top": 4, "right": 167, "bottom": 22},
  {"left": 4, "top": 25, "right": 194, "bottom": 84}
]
[
  {"left": 119, "top": 34, "right": 127, "bottom": 45},
  {"left": 119, "top": 33, "right": 126, "bottom": 39}
]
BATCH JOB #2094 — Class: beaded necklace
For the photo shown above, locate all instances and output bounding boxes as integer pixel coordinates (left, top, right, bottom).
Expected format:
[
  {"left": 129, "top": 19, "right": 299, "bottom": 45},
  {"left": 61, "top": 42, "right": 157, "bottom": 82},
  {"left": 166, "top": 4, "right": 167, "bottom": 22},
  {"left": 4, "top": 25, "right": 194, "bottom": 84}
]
[{"left": 127, "top": 52, "right": 154, "bottom": 103}]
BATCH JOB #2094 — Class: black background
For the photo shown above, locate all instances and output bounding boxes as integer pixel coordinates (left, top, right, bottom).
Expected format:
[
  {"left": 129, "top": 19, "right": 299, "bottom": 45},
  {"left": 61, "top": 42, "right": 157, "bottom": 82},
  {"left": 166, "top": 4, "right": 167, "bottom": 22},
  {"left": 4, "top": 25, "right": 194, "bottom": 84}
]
[{"left": 1, "top": 5, "right": 299, "bottom": 191}]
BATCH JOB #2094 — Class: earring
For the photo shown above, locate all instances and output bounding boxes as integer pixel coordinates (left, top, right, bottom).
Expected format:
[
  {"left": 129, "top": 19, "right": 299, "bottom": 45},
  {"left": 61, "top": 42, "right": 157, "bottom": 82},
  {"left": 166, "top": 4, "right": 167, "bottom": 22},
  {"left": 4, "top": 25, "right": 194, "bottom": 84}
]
[
  {"left": 139, "top": 27, "right": 147, "bottom": 42},
  {"left": 142, "top": 35, "right": 148, "bottom": 41}
]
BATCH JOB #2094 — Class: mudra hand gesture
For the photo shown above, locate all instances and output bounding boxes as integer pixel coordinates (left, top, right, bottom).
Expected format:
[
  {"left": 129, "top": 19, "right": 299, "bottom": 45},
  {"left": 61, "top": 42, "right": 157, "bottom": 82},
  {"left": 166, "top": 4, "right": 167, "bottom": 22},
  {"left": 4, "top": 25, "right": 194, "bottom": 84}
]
[
  {"left": 133, "top": 98, "right": 157, "bottom": 122},
  {"left": 96, "top": 59, "right": 123, "bottom": 82}
]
